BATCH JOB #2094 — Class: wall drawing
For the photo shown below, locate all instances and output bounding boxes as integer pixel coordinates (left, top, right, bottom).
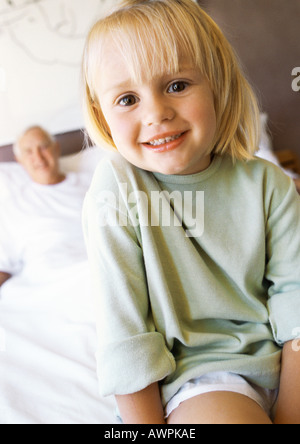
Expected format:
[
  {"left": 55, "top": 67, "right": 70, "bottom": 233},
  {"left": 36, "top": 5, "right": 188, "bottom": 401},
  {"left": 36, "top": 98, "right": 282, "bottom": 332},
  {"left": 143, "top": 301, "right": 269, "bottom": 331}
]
[{"left": 0, "top": 0, "right": 113, "bottom": 145}]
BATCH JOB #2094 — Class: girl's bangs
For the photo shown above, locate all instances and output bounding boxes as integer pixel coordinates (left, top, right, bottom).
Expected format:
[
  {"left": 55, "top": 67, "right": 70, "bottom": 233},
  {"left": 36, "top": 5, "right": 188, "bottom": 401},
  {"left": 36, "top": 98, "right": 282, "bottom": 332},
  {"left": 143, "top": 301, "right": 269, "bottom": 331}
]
[{"left": 102, "top": 3, "right": 204, "bottom": 84}]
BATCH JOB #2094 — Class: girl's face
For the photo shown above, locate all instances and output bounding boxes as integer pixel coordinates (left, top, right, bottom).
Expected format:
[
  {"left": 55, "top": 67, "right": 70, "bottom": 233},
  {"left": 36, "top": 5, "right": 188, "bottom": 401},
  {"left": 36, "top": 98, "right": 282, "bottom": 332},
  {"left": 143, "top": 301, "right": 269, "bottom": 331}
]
[{"left": 97, "top": 42, "right": 217, "bottom": 176}]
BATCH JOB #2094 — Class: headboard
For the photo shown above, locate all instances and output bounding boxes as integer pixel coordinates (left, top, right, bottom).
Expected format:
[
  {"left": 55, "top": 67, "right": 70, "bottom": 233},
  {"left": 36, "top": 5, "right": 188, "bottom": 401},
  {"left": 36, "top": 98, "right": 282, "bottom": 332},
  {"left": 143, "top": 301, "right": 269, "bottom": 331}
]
[{"left": 0, "top": 129, "right": 86, "bottom": 163}]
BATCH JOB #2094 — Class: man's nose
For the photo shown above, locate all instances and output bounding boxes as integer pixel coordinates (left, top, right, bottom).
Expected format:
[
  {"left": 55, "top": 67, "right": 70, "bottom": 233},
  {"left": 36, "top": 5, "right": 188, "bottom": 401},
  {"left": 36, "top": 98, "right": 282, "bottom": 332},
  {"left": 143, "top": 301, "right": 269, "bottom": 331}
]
[
  {"left": 32, "top": 149, "right": 44, "bottom": 164},
  {"left": 142, "top": 95, "right": 175, "bottom": 127}
]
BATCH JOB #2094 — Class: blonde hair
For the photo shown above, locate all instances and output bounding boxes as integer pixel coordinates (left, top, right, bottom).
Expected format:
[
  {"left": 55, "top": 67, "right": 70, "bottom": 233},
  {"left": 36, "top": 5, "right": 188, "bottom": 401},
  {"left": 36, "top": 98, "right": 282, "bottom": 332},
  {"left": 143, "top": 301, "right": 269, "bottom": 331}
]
[{"left": 82, "top": 0, "right": 261, "bottom": 161}]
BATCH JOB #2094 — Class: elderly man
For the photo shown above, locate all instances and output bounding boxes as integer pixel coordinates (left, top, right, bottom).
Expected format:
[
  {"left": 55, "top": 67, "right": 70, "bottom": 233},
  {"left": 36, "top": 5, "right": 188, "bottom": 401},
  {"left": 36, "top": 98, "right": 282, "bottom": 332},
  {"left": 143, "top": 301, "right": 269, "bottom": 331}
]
[
  {"left": 13, "top": 125, "right": 66, "bottom": 186},
  {"left": 0, "top": 125, "right": 89, "bottom": 288},
  {"left": 0, "top": 126, "right": 115, "bottom": 424}
]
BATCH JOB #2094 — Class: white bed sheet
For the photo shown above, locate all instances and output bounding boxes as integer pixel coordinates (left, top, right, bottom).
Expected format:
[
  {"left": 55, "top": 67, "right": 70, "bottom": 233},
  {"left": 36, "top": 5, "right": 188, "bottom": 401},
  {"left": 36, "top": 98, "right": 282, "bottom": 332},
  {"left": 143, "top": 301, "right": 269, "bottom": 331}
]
[
  {"left": 0, "top": 147, "right": 117, "bottom": 424},
  {"left": 0, "top": 262, "right": 117, "bottom": 424}
]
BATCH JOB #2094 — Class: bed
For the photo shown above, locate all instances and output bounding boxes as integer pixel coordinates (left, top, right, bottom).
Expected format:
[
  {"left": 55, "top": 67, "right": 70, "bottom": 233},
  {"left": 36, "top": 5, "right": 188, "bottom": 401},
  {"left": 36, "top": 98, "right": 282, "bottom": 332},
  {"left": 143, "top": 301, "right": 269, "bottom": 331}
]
[
  {"left": 0, "top": 132, "right": 118, "bottom": 424},
  {"left": 0, "top": 122, "right": 298, "bottom": 425}
]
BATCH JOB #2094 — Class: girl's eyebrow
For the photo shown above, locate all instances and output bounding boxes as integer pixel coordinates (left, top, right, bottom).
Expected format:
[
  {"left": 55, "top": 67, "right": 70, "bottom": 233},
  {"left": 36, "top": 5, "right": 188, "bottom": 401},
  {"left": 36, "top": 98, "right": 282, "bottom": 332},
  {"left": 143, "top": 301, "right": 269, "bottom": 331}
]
[{"left": 104, "top": 79, "right": 134, "bottom": 96}]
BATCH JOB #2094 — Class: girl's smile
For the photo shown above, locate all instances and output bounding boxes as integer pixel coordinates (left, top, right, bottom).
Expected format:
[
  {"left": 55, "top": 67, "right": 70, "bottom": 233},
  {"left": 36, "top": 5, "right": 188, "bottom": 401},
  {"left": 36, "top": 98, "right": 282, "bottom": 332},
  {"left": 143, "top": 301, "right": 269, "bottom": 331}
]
[
  {"left": 141, "top": 131, "right": 189, "bottom": 153},
  {"left": 96, "top": 42, "right": 217, "bottom": 175}
]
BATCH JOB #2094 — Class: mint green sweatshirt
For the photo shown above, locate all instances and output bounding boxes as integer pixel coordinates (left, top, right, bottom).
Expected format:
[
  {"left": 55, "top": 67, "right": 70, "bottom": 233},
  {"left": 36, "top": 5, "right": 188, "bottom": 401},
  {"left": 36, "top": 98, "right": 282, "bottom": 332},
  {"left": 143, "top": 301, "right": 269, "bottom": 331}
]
[{"left": 83, "top": 153, "right": 300, "bottom": 407}]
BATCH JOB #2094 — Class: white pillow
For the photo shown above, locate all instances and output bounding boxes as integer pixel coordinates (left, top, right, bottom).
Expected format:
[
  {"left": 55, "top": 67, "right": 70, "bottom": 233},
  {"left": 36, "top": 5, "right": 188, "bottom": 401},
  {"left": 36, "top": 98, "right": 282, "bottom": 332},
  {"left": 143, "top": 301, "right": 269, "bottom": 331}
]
[
  {"left": 256, "top": 113, "right": 281, "bottom": 167},
  {"left": 59, "top": 146, "right": 107, "bottom": 175},
  {"left": 0, "top": 162, "right": 29, "bottom": 202},
  {"left": 256, "top": 114, "right": 299, "bottom": 179}
]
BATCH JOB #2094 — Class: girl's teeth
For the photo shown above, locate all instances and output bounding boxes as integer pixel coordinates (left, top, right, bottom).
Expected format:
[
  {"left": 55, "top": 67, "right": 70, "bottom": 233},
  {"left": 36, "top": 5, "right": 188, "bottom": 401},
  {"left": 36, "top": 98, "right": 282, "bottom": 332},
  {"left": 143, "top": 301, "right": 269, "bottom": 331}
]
[{"left": 148, "top": 133, "right": 183, "bottom": 146}]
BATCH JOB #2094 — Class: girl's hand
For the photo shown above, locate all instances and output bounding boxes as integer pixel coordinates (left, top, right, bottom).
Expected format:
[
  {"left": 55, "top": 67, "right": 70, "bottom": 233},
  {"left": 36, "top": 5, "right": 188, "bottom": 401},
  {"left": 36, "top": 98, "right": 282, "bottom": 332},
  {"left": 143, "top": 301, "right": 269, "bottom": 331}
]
[{"left": 274, "top": 341, "right": 300, "bottom": 424}]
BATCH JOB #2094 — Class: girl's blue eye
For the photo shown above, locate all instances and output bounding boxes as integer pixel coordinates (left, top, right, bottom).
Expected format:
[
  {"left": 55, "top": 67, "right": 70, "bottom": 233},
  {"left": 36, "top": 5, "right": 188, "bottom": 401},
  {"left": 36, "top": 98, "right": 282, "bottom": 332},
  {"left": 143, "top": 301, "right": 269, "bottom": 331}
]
[
  {"left": 118, "top": 95, "right": 138, "bottom": 107},
  {"left": 168, "top": 81, "right": 188, "bottom": 94}
]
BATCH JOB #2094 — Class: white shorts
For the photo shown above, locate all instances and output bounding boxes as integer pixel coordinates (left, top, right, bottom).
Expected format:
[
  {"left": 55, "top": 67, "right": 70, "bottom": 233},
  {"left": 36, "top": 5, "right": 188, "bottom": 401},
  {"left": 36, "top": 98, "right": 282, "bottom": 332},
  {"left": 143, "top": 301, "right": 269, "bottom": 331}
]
[{"left": 165, "top": 372, "right": 278, "bottom": 419}]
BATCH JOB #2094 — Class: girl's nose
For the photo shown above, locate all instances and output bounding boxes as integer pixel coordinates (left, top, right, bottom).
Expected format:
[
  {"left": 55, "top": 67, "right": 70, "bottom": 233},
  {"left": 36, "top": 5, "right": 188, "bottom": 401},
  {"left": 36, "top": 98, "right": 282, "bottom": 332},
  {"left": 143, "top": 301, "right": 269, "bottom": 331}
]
[{"left": 142, "top": 95, "right": 175, "bottom": 127}]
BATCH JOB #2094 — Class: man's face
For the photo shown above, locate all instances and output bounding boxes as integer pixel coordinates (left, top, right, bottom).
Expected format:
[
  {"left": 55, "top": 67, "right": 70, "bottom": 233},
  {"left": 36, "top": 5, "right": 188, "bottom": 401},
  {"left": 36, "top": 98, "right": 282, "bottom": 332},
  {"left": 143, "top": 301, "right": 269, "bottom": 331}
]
[{"left": 16, "top": 128, "right": 62, "bottom": 185}]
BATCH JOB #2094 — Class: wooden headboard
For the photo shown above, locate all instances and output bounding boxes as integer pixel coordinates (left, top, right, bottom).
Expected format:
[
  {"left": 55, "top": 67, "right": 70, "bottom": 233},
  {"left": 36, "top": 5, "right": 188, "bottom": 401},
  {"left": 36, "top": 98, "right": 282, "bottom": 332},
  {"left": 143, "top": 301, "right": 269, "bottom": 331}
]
[{"left": 0, "top": 129, "right": 86, "bottom": 163}]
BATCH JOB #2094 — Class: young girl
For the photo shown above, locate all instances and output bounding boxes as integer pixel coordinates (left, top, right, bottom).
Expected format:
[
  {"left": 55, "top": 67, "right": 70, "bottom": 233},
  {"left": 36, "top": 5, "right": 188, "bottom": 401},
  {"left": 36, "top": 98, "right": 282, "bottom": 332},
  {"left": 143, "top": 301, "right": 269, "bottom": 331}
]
[{"left": 82, "top": 0, "right": 300, "bottom": 424}]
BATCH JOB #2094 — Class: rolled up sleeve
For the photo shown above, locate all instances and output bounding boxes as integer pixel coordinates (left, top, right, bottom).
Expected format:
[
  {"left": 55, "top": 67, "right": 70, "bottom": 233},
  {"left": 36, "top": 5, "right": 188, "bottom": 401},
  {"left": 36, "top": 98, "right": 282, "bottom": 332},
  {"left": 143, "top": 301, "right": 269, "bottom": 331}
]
[
  {"left": 266, "top": 178, "right": 300, "bottom": 345},
  {"left": 97, "top": 333, "right": 175, "bottom": 396}
]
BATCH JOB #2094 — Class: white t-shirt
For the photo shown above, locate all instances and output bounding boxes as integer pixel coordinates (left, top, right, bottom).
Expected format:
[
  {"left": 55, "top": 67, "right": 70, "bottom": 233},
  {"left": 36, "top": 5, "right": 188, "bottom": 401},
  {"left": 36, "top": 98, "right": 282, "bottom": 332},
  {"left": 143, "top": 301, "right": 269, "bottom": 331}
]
[
  {"left": 0, "top": 169, "right": 117, "bottom": 424},
  {"left": 0, "top": 173, "right": 89, "bottom": 279}
]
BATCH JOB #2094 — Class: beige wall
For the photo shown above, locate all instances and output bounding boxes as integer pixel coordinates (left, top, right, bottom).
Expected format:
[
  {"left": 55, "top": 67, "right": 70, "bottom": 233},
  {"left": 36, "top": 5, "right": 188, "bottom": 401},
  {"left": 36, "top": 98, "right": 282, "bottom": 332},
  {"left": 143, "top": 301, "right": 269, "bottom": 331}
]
[{"left": 199, "top": 0, "right": 300, "bottom": 157}]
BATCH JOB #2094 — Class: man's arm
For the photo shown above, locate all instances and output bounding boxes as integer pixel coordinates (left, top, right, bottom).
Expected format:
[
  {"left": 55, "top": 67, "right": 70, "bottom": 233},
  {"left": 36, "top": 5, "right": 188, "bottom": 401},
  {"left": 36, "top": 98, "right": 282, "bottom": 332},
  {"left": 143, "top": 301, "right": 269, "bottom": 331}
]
[
  {"left": 116, "top": 383, "right": 166, "bottom": 424},
  {"left": 0, "top": 272, "right": 11, "bottom": 288},
  {"left": 274, "top": 341, "right": 300, "bottom": 424}
]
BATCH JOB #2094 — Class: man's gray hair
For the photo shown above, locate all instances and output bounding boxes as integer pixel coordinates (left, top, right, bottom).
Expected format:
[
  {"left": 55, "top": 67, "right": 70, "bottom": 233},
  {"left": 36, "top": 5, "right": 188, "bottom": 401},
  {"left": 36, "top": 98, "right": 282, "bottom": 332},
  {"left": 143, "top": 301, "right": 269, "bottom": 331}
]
[{"left": 13, "top": 126, "right": 56, "bottom": 157}]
